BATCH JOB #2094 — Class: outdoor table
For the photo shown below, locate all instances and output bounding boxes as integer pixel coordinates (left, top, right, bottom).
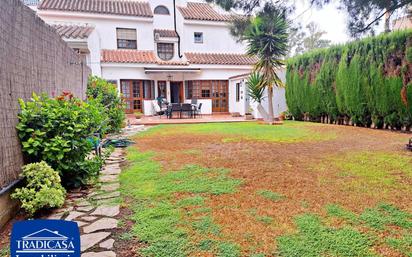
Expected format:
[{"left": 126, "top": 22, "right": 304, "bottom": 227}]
[{"left": 167, "top": 103, "right": 197, "bottom": 119}]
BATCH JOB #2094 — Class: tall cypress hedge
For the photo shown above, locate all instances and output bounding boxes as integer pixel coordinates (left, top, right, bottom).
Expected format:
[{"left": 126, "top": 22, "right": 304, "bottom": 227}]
[{"left": 286, "top": 30, "right": 412, "bottom": 129}]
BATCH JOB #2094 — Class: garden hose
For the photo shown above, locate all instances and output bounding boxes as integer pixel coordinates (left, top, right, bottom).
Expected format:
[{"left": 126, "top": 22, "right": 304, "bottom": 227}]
[{"left": 102, "top": 138, "right": 135, "bottom": 148}]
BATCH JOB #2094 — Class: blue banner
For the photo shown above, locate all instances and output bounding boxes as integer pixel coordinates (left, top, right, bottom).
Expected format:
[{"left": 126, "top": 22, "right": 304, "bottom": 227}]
[{"left": 10, "top": 220, "right": 80, "bottom": 257}]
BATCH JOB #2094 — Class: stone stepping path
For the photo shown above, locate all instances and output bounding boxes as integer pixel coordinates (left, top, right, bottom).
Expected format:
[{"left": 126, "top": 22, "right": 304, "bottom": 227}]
[{"left": 46, "top": 147, "right": 126, "bottom": 257}]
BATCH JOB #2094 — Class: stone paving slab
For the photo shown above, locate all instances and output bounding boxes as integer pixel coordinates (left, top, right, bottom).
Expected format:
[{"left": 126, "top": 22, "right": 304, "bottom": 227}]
[
  {"left": 76, "top": 200, "right": 92, "bottom": 207},
  {"left": 100, "top": 183, "right": 120, "bottom": 192},
  {"left": 81, "top": 232, "right": 111, "bottom": 251},
  {"left": 77, "top": 206, "right": 94, "bottom": 212},
  {"left": 81, "top": 216, "right": 99, "bottom": 222},
  {"left": 101, "top": 167, "right": 121, "bottom": 175},
  {"left": 75, "top": 220, "right": 88, "bottom": 227},
  {"left": 45, "top": 126, "right": 144, "bottom": 256},
  {"left": 83, "top": 218, "right": 118, "bottom": 233},
  {"left": 65, "top": 211, "right": 85, "bottom": 221},
  {"left": 91, "top": 205, "right": 120, "bottom": 217},
  {"left": 99, "top": 239, "right": 115, "bottom": 249},
  {"left": 82, "top": 251, "right": 116, "bottom": 257},
  {"left": 99, "top": 175, "right": 118, "bottom": 183},
  {"left": 92, "top": 191, "right": 120, "bottom": 200}
]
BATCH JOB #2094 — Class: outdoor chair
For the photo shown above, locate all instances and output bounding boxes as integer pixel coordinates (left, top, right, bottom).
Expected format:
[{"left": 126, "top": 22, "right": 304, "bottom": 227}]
[
  {"left": 191, "top": 98, "right": 198, "bottom": 105},
  {"left": 196, "top": 103, "right": 203, "bottom": 118},
  {"left": 170, "top": 103, "right": 182, "bottom": 119},
  {"left": 407, "top": 138, "right": 412, "bottom": 151},
  {"left": 153, "top": 102, "right": 164, "bottom": 118},
  {"left": 166, "top": 105, "right": 173, "bottom": 119},
  {"left": 181, "top": 103, "right": 194, "bottom": 118}
]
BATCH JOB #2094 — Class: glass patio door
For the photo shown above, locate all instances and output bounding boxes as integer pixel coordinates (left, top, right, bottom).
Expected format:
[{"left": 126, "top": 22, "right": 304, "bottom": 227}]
[
  {"left": 121, "top": 80, "right": 143, "bottom": 113},
  {"left": 212, "top": 80, "right": 228, "bottom": 112}
]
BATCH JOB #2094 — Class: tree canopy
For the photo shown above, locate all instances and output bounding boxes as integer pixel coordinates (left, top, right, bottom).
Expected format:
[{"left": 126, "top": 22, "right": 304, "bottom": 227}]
[
  {"left": 206, "top": 0, "right": 412, "bottom": 37},
  {"left": 288, "top": 22, "right": 331, "bottom": 57}
]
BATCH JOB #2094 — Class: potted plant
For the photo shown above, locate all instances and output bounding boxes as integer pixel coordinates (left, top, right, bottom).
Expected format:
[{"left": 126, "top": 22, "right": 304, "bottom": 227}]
[
  {"left": 134, "top": 111, "right": 143, "bottom": 119},
  {"left": 279, "top": 111, "right": 286, "bottom": 121},
  {"left": 245, "top": 107, "right": 254, "bottom": 120}
]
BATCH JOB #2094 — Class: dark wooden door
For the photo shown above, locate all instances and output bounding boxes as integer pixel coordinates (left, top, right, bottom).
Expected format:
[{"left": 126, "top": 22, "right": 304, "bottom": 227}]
[
  {"left": 212, "top": 80, "right": 228, "bottom": 112},
  {"left": 121, "top": 80, "right": 143, "bottom": 113},
  {"left": 170, "top": 82, "right": 184, "bottom": 103}
]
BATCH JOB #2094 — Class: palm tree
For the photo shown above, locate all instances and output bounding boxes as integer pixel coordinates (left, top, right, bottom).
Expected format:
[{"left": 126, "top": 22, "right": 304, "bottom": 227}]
[
  {"left": 243, "top": 4, "right": 289, "bottom": 124},
  {"left": 246, "top": 72, "right": 269, "bottom": 120}
]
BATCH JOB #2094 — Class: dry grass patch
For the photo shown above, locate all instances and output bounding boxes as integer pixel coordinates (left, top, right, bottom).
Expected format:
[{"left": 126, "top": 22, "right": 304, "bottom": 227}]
[{"left": 122, "top": 122, "right": 411, "bottom": 256}]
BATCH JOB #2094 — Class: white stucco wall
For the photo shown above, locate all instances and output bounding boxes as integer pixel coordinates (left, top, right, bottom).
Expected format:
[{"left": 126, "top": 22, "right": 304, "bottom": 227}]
[
  {"left": 101, "top": 65, "right": 252, "bottom": 82},
  {"left": 37, "top": 2, "right": 244, "bottom": 57},
  {"left": 229, "top": 68, "right": 288, "bottom": 118},
  {"left": 86, "top": 28, "right": 102, "bottom": 76},
  {"left": 184, "top": 99, "right": 212, "bottom": 114},
  {"left": 151, "top": 0, "right": 176, "bottom": 30},
  {"left": 181, "top": 22, "right": 245, "bottom": 54},
  {"left": 229, "top": 78, "right": 248, "bottom": 115},
  {"left": 38, "top": 12, "right": 155, "bottom": 51}
]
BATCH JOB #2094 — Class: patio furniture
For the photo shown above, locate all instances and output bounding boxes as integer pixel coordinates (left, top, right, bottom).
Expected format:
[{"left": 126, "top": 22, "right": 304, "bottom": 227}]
[
  {"left": 181, "top": 103, "right": 194, "bottom": 118},
  {"left": 153, "top": 101, "right": 164, "bottom": 117},
  {"left": 165, "top": 105, "right": 173, "bottom": 119},
  {"left": 169, "top": 103, "right": 182, "bottom": 119},
  {"left": 407, "top": 138, "right": 412, "bottom": 151},
  {"left": 191, "top": 98, "right": 198, "bottom": 105},
  {"left": 195, "top": 103, "right": 203, "bottom": 118}
]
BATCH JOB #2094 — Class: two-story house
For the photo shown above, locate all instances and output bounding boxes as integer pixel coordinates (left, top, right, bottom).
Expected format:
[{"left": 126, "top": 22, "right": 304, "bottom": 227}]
[{"left": 33, "top": 0, "right": 287, "bottom": 117}]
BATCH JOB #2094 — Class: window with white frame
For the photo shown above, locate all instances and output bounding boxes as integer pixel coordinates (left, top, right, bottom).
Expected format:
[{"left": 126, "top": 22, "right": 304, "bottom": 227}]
[
  {"left": 194, "top": 32, "right": 203, "bottom": 43},
  {"left": 116, "top": 28, "right": 137, "bottom": 49}
]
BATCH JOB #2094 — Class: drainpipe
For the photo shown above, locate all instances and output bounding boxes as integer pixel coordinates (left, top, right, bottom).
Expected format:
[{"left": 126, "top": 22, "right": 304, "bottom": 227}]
[{"left": 173, "top": 0, "right": 183, "bottom": 58}]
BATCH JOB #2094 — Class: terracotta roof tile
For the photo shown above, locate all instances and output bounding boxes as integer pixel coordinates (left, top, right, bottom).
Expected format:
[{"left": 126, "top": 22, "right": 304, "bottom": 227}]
[
  {"left": 185, "top": 52, "right": 257, "bottom": 65},
  {"left": 38, "top": 0, "right": 153, "bottom": 18},
  {"left": 101, "top": 50, "right": 256, "bottom": 66},
  {"left": 178, "top": 2, "right": 232, "bottom": 22},
  {"left": 101, "top": 49, "right": 156, "bottom": 63},
  {"left": 157, "top": 60, "right": 189, "bottom": 66},
  {"left": 51, "top": 24, "right": 94, "bottom": 39},
  {"left": 154, "top": 29, "right": 178, "bottom": 38}
]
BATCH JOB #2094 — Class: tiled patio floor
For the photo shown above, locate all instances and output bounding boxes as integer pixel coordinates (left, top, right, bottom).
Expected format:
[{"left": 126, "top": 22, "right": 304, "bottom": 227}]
[{"left": 127, "top": 114, "right": 254, "bottom": 125}]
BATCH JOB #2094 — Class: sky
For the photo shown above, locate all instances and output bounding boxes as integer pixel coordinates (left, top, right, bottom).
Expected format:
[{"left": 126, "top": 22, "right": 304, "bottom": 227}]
[
  {"left": 292, "top": 0, "right": 350, "bottom": 44},
  {"left": 291, "top": 0, "right": 390, "bottom": 45}
]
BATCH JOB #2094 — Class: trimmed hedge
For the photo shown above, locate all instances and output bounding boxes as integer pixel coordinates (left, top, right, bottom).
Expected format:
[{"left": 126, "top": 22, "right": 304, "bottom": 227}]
[{"left": 286, "top": 30, "right": 412, "bottom": 129}]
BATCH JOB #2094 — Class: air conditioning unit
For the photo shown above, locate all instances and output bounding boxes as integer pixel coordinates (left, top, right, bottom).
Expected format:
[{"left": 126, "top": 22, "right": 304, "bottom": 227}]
[{"left": 154, "top": 33, "right": 160, "bottom": 41}]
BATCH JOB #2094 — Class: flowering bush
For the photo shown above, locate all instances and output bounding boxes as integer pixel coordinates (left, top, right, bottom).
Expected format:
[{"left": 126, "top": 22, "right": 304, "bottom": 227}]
[
  {"left": 87, "top": 76, "right": 125, "bottom": 133},
  {"left": 11, "top": 162, "right": 66, "bottom": 216},
  {"left": 16, "top": 92, "right": 107, "bottom": 187}
]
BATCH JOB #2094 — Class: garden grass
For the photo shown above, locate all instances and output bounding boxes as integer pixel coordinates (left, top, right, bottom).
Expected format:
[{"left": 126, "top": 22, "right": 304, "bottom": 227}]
[
  {"left": 277, "top": 213, "right": 376, "bottom": 257},
  {"left": 324, "top": 203, "right": 412, "bottom": 256},
  {"left": 257, "top": 190, "right": 285, "bottom": 202},
  {"left": 136, "top": 121, "right": 336, "bottom": 143},
  {"left": 122, "top": 121, "right": 412, "bottom": 256},
  {"left": 319, "top": 151, "right": 412, "bottom": 196},
  {"left": 120, "top": 148, "right": 242, "bottom": 257},
  {"left": 0, "top": 247, "right": 9, "bottom": 257}
]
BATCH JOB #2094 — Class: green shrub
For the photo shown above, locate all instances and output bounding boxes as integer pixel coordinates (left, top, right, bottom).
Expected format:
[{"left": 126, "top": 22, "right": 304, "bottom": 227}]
[
  {"left": 11, "top": 162, "right": 66, "bottom": 216},
  {"left": 16, "top": 92, "right": 106, "bottom": 188},
  {"left": 247, "top": 72, "right": 265, "bottom": 103},
  {"left": 87, "top": 76, "right": 125, "bottom": 133},
  {"left": 406, "top": 47, "right": 412, "bottom": 63},
  {"left": 286, "top": 30, "right": 412, "bottom": 128}
]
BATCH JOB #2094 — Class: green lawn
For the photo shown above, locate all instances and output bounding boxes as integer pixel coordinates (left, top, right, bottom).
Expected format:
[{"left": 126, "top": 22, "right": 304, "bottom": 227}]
[
  {"left": 136, "top": 121, "right": 336, "bottom": 143},
  {"left": 120, "top": 122, "right": 412, "bottom": 257}
]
